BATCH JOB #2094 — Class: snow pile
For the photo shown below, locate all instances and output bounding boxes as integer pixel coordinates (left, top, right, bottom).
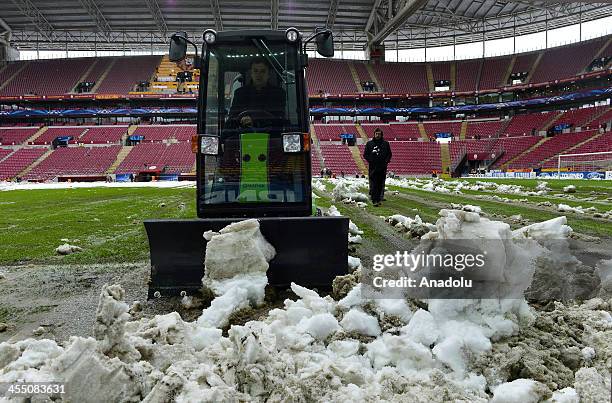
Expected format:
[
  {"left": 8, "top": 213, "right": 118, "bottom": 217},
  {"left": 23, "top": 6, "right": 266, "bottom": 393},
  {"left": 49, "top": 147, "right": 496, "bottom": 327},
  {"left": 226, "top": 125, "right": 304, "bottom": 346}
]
[
  {"left": 311, "top": 179, "right": 327, "bottom": 193},
  {"left": 55, "top": 243, "right": 83, "bottom": 255},
  {"left": 595, "top": 259, "right": 612, "bottom": 298},
  {"left": 557, "top": 204, "right": 597, "bottom": 215},
  {"left": 385, "top": 214, "right": 436, "bottom": 238},
  {"left": 1, "top": 214, "right": 610, "bottom": 401},
  {"left": 331, "top": 178, "right": 369, "bottom": 203},
  {"left": 450, "top": 203, "right": 482, "bottom": 214},
  {"left": 563, "top": 185, "right": 577, "bottom": 193}
]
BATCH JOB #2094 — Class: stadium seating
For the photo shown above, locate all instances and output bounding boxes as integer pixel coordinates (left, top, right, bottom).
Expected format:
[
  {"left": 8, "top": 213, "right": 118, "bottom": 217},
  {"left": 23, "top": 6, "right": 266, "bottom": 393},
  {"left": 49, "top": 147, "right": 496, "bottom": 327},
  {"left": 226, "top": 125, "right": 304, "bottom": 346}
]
[
  {"left": 0, "top": 63, "right": 25, "bottom": 89},
  {"left": 0, "top": 148, "right": 12, "bottom": 162},
  {"left": 455, "top": 60, "right": 481, "bottom": 92},
  {"left": 0, "top": 148, "right": 47, "bottom": 180},
  {"left": 508, "top": 131, "right": 594, "bottom": 169},
  {"left": 479, "top": 57, "right": 511, "bottom": 89},
  {"left": 313, "top": 124, "right": 355, "bottom": 141},
  {"left": 319, "top": 144, "right": 360, "bottom": 175},
  {"left": 555, "top": 106, "right": 609, "bottom": 129},
  {"left": 82, "top": 58, "right": 114, "bottom": 90},
  {"left": 311, "top": 150, "right": 323, "bottom": 175},
  {"left": 542, "top": 131, "right": 612, "bottom": 168},
  {"left": 490, "top": 136, "right": 541, "bottom": 167},
  {"left": 0, "top": 58, "right": 91, "bottom": 96},
  {"left": 132, "top": 126, "right": 181, "bottom": 142},
  {"left": 24, "top": 145, "right": 121, "bottom": 181},
  {"left": 423, "top": 121, "right": 462, "bottom": 139},
  {"left": 353, "top": 62, "right": 373, "bottom": 87},
  {"left": 306, "top": 59, "right": 358, "bottom": 95},
  {"left": 465, "top": 120, "right": 504, "bottom": 139},
  {"left": 78, "top": 126, "right": 128, "bottom": 144},
  {"left": 512, "top": 54, "right": 536, "bottom": 75},
  {"left": 372, "top": 63, "right": 429, "bottom": 93},
  {"left": 432, "top": 63, "right": 451, "bottom": 83},
  {"left": 531, "top": 37, "right": 606, "bottom": 83},
  {"left": 31, "top": 127, "right": 86, "bottom": 145},
  {"left": 359, "top": 142, "right": 442, "bottom": 174},
  {"left": 115, "top": 142, "right": 194, "bottom": 174},
  {"left": 0, "top": 127, "right": 40, "bottom": 145},
  {"left": 387, "top": 123, "right": 422, "bottom": 141},
  {"left": 503, "top": 111, "right": 557, "bottom": 136},
  {"left": 96, "top": 56, "right": 161, "bottom": 94}
]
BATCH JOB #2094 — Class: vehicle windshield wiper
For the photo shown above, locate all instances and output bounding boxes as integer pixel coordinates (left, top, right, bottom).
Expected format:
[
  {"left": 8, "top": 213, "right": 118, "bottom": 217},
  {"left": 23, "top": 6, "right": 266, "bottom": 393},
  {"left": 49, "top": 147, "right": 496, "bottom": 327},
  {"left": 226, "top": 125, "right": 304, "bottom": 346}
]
[{"left": 252, "top": 39, "right": 288, "bottom": 84}]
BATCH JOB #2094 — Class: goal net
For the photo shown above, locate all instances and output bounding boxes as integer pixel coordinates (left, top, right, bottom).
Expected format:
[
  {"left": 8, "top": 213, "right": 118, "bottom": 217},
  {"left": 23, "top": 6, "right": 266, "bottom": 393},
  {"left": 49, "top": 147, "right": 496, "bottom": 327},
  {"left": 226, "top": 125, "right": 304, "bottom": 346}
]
[{"left": 557, "top": 151, "right": 612, "bottom": 176}]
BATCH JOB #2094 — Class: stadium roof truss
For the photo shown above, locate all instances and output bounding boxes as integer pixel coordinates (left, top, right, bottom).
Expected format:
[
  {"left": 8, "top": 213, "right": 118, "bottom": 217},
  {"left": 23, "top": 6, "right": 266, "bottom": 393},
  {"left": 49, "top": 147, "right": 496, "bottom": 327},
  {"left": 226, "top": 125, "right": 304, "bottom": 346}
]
[{"left": 0, "top": 0, "right": 610, "bottom": 52}]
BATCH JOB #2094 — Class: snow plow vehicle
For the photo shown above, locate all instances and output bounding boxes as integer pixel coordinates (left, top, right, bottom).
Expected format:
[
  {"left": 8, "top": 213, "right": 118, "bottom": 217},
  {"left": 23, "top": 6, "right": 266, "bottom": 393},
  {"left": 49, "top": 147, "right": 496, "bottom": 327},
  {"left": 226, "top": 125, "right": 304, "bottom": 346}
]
[{"left": 145, "top": 28, "right": 349, "bottom": 298}]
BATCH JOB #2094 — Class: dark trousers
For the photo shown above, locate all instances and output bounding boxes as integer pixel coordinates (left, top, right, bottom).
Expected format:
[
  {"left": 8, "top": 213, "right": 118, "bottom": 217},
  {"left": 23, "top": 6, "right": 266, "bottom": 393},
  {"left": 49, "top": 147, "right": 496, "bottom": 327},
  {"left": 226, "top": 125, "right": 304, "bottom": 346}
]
[{"left": 368, "top": 166, "right": 387, "bottom": 203}]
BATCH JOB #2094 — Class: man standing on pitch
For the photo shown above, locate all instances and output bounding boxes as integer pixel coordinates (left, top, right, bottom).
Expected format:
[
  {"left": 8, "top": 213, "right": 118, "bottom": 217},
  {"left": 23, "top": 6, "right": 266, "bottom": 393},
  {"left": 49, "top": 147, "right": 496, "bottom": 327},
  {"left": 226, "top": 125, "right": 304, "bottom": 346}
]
[{"left": 363, "top": 127, "right": 392, "bottom": 206}]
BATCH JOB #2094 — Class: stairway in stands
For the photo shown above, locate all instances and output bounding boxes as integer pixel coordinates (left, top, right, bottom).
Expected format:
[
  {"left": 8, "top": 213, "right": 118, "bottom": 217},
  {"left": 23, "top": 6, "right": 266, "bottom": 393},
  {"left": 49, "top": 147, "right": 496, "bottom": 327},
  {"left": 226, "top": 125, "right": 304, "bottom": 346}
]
[
  {"left": 525, "top": 52, "right": 544, "bottom": 84},
  {"left": 91, "top": 58, "right": 117, "bottom": 93},
  {"left": 501, "top": 137, "right": 549, "bottom": 169},
  {"left": 347, "top": 62, "right": 364, "bottom": 92},
  {"left": 418, "top": 123, "right": 429, "bottom": 141},
  {"left": 348, "top": 146, "right": 367, "bottom": 175},
  {"left": 310, "top": 123, "right": 326, "bottom": 171},
  {"left": 354, "top": 124, "right": 370, "bottom": 142},
  {"left": 439, "top": 143, "right": 451, "bottom": 175},
  {"left": 25, "top": 127, "right": 48, "bottom": 144},
  {"left": 18, "top": 148, "right": 54, "bottom": 178},
  {"left": 501, "top": 56, "right": 516, "bottom": 87},
  {"left": 459, "top": 121, "right": 468, "bottom": 140},
  {"left": 0, "top": 62, "right": 29, "bottom": 93},
  {"left": 365, "top": 64, "right": 383, "bottom": 92},
  {"left": 426, "top": 65, "right": 435, "bottom": 92},
  {"left": 106, "top": 146, "right": 133, "bottom": 174}
]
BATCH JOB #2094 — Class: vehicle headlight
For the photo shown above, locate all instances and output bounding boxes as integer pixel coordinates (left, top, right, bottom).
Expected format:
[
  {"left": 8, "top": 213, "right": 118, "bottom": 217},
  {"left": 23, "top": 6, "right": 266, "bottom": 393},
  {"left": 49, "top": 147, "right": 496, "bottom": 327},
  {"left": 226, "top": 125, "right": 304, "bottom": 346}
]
[
  {"left": 285, "top": 28, "right": 300, "bottom": 43},
  {"left": 203, "top": 29, "right": 217, "bottom": 45},
  {"left": 200, "top": 136, "right": 219, "bottom": 155},
  {"left": 282, "top": 133, "right": 302, "bottom": 153}
]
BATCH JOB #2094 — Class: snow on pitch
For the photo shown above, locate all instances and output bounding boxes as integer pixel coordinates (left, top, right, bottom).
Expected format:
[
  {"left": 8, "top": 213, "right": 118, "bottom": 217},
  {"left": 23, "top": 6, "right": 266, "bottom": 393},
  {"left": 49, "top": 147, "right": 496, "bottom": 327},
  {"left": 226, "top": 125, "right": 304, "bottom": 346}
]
[{"left": 1, "top": 210, "right": 611, "bottom": 401}]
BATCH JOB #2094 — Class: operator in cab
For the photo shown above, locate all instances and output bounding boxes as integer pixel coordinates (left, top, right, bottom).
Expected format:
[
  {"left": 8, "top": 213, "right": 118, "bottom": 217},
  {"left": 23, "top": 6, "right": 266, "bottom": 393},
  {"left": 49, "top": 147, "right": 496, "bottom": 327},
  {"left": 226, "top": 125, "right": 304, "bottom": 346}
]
[{"left": 228, "top": 57, "right": 286, "bottom": 129}]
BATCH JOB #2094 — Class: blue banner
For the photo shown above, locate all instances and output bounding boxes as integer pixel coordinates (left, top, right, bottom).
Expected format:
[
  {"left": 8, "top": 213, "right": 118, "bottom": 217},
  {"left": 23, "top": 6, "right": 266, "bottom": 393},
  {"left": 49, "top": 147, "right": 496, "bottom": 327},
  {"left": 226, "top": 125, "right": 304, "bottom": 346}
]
[
  {"left": 0, "top": 87, "right": 609, "bottom": 118},
  {"left": 537, "top": 171, "right": 606, "bottom": 179}
]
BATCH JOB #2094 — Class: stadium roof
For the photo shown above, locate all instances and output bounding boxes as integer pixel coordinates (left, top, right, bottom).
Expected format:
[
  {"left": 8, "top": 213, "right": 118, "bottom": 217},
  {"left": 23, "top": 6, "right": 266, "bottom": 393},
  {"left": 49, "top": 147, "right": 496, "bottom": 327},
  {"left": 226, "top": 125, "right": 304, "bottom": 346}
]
[{"left": 1, "top": 0, "right": 611, "bottom": 51}]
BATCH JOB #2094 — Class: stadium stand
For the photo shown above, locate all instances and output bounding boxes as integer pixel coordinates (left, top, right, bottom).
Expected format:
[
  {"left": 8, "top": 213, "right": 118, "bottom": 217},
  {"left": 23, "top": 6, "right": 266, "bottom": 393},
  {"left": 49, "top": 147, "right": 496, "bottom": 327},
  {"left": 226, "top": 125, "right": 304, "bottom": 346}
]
[
  {"left": 0, "top": 58, "right": 91, "bottom": 96},
  {"left": 455, "top": 60, "right": 481, "bottom": 92},
  {"left": 372, "top": 63, "right": 429, "bottom": 93},
  {"left": 555, "top": 106, "right": 609, "bottom": 128},
  {"left": 115, "top": 142, "right": 194, "bottom": 174},
  {"left": 313, "top": 124, "right": 355, "bottom": 141},
  {"left": 132, "top": 125, "right": 193, "bottom": 142},
  {"left": 306, "top": 59, "right": 358, "bottom": 95},
  {"left": 542, "top": 132, "right": 612, "bottom": 168},
  {"left": 319, "top": 144, "right": 360, "bottom": 175},
  {"left": 511, "top": 53, "right": 537, "bottom": 76},
  {"left": 465, "top": 120, "right": 504, "bottom": 139},
  {"left": 96, "top": 56, "right": 161, "bottom": 94},
  {"left": 0, "top": 148, "right": 12, "bottom": 161},
  {"left": 31, "top": 127, "right": 86, "bottom": 145},
  {"left": 387, "top": 123, "right": 422, "bottom": 141},
  {"left": 0, "top": 127, "right": 40, "bottom": 145},
  {"left": 423, "top": 121, "right": 463, "bottom": 139},
  {"left": 479, "top": 57, "right": 511, "bottom": 90},
  {"left": 24, "top": 145, "right": 121, "bottom": 181},
  {"left": 78, "top": 126, "right": 128, "bottom": 144},
  {"left": 0, "top": 148, "right": 47, "bottom": 180},
  {"left": 503, "top": 112, "right": 558, "bottom": 136},
  {"left": 531, "top": 37, "right": 606, "bottom": 83},
  {"left": 432, "top": 63, "right": 451, "bottom": 83},
  {"left": 81, "top": 58, "right": 114, "bottom": 90},
  {"left": 359, "top": 142, "right": 442, "bottom": 174},
  {"left": 508, "top": 131, "right": 594, "bottom": 169},
  {"left": 486, "top": 136, "right": 541, "bottom": 168},
  {"left": 353, "top": 62, "right": 373, "bottom": 89}
]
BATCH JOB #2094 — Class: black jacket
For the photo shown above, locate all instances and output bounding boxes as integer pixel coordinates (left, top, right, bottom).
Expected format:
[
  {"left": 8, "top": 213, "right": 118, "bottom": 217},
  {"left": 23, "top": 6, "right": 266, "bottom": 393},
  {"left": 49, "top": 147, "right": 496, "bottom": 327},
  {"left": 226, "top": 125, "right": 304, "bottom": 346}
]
[
  {"left": 363, "top": 137, "right": 392, "bottom": 169},
  {"left": 229, "top": 85, "right": 286, "bottom": 117}
]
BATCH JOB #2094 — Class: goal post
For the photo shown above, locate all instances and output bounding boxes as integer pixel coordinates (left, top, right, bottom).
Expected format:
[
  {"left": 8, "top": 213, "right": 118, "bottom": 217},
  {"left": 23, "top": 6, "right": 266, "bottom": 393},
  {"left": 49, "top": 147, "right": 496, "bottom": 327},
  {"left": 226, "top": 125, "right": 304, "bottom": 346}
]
[{"left": 557, "top": 151, "right": 612, "bottom": 178}]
